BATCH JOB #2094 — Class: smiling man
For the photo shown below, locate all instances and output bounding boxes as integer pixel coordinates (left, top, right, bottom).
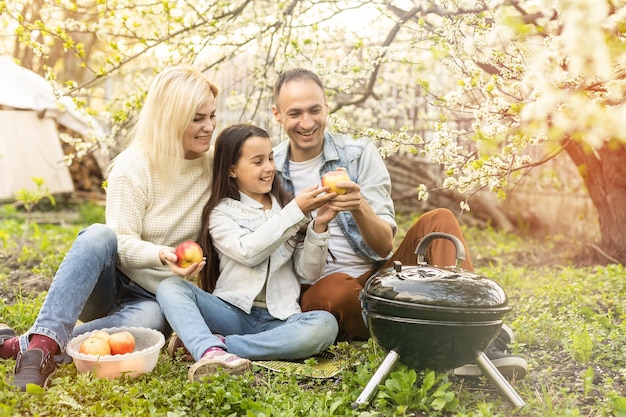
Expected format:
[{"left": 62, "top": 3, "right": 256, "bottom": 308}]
[{"left": 271, "top": 68, "right": 527, "bottom": 380}]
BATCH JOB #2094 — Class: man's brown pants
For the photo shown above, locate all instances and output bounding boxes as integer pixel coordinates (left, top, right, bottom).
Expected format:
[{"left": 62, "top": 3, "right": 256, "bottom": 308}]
[{"left": 300, "top": 208, "right": 474, "bottom": 341}]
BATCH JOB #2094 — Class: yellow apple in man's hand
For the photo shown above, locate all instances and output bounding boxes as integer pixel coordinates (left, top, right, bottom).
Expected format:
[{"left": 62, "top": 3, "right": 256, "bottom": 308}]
[
  {"left": 321, "top": 170, "right": 350, "bottom": 195},
  {"left": 175, "top": 241, "right": 203, "bottom": 268}
]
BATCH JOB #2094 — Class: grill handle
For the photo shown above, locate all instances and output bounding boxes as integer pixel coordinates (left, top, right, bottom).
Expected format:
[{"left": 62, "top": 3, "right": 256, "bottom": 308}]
[{"left": 415, "top": 232, "right": 466, "bottom": 268}]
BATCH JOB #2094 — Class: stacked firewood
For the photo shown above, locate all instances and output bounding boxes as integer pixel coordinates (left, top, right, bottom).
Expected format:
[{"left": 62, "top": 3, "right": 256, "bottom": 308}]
[
  {"left": 61, "top": 141, "right": 106, "bottom": 198},
  {"left": 384, "top": 153, "right": 514, "bottom": 231}
]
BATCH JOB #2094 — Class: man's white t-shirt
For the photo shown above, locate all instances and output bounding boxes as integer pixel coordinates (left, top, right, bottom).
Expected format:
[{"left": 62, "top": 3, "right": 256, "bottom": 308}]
[{"left": 288, "top": 154, "right": 372, "bottom": 282}]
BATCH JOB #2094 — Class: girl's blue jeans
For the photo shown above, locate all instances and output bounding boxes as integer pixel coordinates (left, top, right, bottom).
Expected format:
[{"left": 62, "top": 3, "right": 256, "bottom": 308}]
[
  {"left": 156, "top": 277, "right": 338, "bottom": 361},
  {"left": 19, "top": 224, "right": 170, "bottom": 354}
]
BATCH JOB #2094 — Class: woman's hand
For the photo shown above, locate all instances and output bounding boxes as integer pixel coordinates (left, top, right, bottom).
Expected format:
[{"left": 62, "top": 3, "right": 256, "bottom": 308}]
[{"left": 160, "top": 247, "right": 206, "bottom": 279}]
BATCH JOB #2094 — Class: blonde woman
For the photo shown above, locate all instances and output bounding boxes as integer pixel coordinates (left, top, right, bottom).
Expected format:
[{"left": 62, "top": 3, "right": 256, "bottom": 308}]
[{"left": 0, "top": 66, "right": 218, "bottom": 390}]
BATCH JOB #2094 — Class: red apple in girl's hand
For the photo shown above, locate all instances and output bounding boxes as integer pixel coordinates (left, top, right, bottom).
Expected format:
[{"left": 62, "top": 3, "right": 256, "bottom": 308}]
[
  {"left": 322, "top": 170, "right": 350, "bottom": 195},
  {"left": 175, "top": 241, "right": 203, "bottom": 268},
  {"left": 108, "top": 331, "right": 136, "bottom": 355}
]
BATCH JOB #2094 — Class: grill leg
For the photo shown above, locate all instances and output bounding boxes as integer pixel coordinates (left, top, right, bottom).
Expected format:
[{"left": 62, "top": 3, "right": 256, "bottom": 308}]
[
  {"left": 353, "top": 350, "right": 525, "bottom": 408},
  {"left": 352, "top": 350, "right": 400, "bottom": 408},
  {"left": 474, "top": 351, "right": 525, "bottom": 407}
]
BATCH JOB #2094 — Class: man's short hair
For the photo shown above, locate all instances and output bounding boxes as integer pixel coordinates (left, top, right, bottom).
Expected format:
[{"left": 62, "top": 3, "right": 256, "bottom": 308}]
[{"left": 273, "top": 68, "right": 325, "bottom": 104}]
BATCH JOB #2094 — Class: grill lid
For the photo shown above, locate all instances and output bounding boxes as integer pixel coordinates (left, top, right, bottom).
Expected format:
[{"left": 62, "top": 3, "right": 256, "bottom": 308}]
[
  {"left": 364, "top": 264, "right": 508, "bottom": 309},
  {"left": 363, "top": 232, "right": 508, "bottom": 310}
]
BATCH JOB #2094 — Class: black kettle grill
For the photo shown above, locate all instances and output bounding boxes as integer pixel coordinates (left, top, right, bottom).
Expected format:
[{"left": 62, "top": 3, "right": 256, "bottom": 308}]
[{"left": 354, "top": 232, "right": 525, "bottom": 408}]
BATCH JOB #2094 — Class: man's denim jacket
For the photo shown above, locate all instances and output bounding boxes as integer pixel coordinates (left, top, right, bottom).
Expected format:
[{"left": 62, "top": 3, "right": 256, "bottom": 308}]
[{"left": 274, "top": 131, "right": 397, "bottom": 264}]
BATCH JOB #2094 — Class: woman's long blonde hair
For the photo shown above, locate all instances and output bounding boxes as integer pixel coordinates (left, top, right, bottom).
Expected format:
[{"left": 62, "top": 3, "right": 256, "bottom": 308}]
[{"left": 113, "top": 66, "right": 219, "bottom": 178}]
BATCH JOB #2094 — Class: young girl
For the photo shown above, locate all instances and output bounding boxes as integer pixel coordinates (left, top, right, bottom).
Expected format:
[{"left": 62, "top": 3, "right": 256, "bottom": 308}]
[{"left": 156, "top": 124, "right": 339, "bottom": 381}]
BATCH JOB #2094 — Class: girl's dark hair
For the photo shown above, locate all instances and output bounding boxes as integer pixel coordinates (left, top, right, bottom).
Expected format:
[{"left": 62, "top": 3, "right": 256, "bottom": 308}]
[{"left": 197, "top": 123, "right": 291, "bottom": 292}]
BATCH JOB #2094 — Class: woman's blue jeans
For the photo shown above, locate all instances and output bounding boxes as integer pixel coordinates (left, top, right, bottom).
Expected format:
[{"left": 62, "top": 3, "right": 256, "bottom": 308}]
[
  {"left": 156, "top": 277, "right": 338, "bottom": 361},
  {"left": 19, "top": 224, "right": 170, "bottom": 353}
]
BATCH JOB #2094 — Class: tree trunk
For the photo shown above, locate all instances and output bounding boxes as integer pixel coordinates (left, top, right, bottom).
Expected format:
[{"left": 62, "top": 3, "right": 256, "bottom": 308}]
[{"left": 561, "top": 138, "right": 626, "bottom": 263}]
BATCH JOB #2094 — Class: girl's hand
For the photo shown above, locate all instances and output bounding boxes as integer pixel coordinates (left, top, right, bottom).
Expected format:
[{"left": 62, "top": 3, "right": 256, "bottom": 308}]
[
  {"left": 313, "top": 203, "right": 338, "bottom": 232},
  {"left": 294, "top": 184, "right": 336, "bottom": 215}
]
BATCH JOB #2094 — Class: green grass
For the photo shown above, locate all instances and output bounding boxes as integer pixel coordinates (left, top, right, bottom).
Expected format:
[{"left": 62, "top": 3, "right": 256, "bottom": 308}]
[{"left": 1, "top": 205, "right": 626, "bottom": 416}]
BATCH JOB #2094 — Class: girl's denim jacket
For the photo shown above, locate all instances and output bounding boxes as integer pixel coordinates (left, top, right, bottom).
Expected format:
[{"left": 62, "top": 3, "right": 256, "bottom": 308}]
[
  {"left": 274, "top": 131, "right": 397, "bottom": 265},
  {"left": 210, "top": 193, "right": 330, "bottom": 320}
]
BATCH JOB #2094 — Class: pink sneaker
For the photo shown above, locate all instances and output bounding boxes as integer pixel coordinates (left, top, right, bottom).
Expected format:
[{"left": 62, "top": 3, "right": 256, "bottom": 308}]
[
  {"left": 187, "top": 348, "right": 251, "bottom": 382},
  {"left": 167, "top": 334, "right": 225, "bottom": 362}
]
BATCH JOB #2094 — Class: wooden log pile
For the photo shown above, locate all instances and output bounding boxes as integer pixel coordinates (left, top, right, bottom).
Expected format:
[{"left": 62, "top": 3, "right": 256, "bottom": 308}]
[
  {"left": 63, "top": 142, "right": 104, "bottom": 194},
  {"left": 384, "top": 153, "right": 515, "bottom": 232}
]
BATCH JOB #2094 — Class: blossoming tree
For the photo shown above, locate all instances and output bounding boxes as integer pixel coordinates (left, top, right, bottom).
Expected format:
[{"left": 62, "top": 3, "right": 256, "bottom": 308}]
[
  {"left": 380, "top": 0, "right": 626, "bottom": 263},
  {"left": 3, "top": 0, "right": 625, "bottom": 262}
]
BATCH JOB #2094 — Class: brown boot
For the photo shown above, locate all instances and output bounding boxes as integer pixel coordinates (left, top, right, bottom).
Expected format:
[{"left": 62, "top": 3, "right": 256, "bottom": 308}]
[{"left": 12, "top": 349, "right": 57, "bottom": 391}]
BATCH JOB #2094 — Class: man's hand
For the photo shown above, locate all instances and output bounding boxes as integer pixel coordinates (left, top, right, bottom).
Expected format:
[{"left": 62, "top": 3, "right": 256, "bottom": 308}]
[
  {"left": 325, "top": 180, "right": 363, "bottom": 212},
  {"left": 324, "top": 180, "right": 394, "bottom": 258}
]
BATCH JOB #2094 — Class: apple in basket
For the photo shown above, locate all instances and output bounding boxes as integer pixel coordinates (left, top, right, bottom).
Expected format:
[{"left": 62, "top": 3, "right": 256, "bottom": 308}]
[
  {"left": 79, "top": 330, "right": 136, "bottom": 356},
  {"left": 108, "top": 331, "right": 136, "bottom": 355},
  {"left": 79, "top": 336, "right": 111, "bottom": 356},
  {"left": 91, "top": 330, "right": 111, "bottom": 342}
]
